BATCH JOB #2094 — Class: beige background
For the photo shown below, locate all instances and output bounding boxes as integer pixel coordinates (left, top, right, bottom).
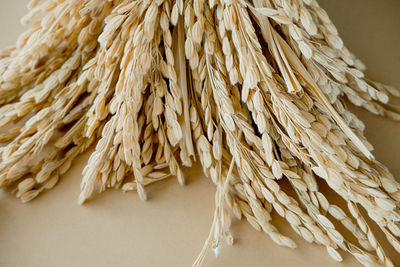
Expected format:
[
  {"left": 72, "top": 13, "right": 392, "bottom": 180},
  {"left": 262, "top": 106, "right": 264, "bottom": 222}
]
[{"left": 0, "top": 1, "right": 399, "bottom": 266}]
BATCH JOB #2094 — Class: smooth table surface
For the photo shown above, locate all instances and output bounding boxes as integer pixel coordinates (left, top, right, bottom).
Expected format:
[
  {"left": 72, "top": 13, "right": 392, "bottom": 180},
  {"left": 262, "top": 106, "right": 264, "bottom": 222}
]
[{"left": 0, "top": 1, "right": 399, "bottom": 266}]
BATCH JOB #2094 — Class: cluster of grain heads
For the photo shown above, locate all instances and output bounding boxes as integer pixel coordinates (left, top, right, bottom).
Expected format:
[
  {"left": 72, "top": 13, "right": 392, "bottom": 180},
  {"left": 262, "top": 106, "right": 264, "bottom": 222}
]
[{"left": 0, "top": 0, "right": 400, "bottom": 266}]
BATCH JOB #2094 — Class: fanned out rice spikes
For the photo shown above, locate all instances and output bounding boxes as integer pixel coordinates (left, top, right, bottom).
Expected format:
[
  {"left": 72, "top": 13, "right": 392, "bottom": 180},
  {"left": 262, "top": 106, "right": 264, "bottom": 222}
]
[{"left": 1, "top": 0, "right": 400, "bottom": 266}]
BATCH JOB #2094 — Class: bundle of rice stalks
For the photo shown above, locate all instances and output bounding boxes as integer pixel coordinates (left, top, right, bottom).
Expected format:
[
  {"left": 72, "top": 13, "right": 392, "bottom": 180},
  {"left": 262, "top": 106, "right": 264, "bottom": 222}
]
[{"left": 0, "top": 0, "right": 399, "bottom": 265}]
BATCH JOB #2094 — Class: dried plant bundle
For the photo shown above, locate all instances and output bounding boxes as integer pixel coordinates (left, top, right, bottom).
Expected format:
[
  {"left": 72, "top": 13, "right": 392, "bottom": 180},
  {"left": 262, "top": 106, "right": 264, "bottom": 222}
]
[{"left": 1, "top": 0, "right": 400, "bottom": 266}]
